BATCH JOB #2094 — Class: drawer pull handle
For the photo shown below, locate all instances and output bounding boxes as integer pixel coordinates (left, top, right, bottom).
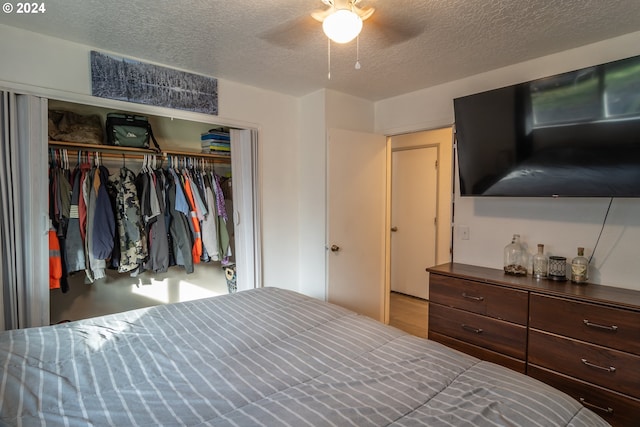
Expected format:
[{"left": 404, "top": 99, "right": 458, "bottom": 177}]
[
  {"left": 462, "top": 292, "right": 484, "bottom": 302},
  {"left": 461, "top": 324, "right": 483, "bottom": 334},
  {"left": 583, "top": 320, "right": 618, "bottom": 332},
  {"left": 579, "top": 397, "right": 614, "bottom": 414},
  {"left": 581, "top": 358, "right": 616, "bottom": 373}
]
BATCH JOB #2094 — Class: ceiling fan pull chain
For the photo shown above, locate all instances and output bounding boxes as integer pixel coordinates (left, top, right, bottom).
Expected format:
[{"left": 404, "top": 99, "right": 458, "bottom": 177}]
[
  {"left": 328, "top": 38, "right": 331, "bottom": 79},
  {"left": 355, "top": 35, "right": 361, "bottom": 70}
]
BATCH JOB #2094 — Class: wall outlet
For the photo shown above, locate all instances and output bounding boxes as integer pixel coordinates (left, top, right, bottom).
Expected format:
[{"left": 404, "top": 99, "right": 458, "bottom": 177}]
[{"left": 459, "top": 225, "right": 470, "bottom": 240}]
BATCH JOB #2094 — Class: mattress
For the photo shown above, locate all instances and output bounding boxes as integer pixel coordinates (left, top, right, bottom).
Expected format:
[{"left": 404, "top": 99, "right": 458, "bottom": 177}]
[{"left": 0, "top": 287, "right": 608, "bottom": 426}]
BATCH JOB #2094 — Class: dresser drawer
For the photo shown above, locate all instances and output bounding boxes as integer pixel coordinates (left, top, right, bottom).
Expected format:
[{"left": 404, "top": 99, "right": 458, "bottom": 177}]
[
  {"left": 429, "top": 274, "right": 528, "bottom": 325},
  {"left": 530, "top": 293, "right": 640, "bottom": 355},
  {"left": 429, "top": 331, "right": 526, "bottom": 373},
  {"left": 429, "top": 303, "right": 526, "bottom": 359},
  {"left": 528, "top": 365, "right": 640, "bottom": 427},
  {"left": 529, "top": 329, "right": 640, "bottom": 397}
]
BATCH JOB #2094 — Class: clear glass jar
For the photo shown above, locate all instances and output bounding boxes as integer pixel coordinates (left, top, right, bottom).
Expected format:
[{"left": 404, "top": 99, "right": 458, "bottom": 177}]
[
  {"left": 504, "top": 234, "right": 527, "bottom": 275},
  {"left": 571, "top": 247, "right": 589, "bottom": 284},
  {"left": 532, "top": 244, "right": 548, "bottom": 279}
]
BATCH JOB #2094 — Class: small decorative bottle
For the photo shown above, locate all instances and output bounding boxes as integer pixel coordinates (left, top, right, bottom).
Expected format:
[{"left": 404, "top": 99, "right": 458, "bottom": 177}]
[
  {"left": 532, "top": 244, "right": 548, "bottom": 279},
  {"left": 571, "top": 247, "right": 589, "bottom": 284},
  {"left": 504, "top": 234, "right": 527, "bottom": 275}
]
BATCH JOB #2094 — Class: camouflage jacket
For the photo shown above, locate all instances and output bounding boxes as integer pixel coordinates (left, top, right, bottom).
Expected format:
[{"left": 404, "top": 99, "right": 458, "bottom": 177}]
[{"left": 108, "top": 167, "right": 148, "bottom": 273}]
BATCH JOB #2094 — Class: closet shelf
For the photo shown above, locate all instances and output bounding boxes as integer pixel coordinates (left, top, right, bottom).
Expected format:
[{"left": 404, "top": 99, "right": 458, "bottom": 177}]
[{"left": 48, "top": 140, "right": 231, "bottom": 163}]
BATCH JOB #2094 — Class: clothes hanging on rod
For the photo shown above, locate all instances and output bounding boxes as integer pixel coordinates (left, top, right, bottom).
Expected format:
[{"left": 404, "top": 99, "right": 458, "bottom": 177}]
[
  {"left": 65, "top": 162, "right": 86, "bottom": 276},
  {"left": 166, "top": 154, "right": 232, "bottom": 265},
  {"left": 49, "top": 223, "right": 63, "bottom": 290},
  {"left": 48, "top": 148, "right": 233, "bottom": 290},
  {"left": 136, "top": 159, "right": 170, "bottom": 274},
  {"left": 107, "top": 167, "right": 147, "bottom": 273},
  {"left": 210, "top": 172, "right": 232, "bottom": 264},
  {"left": 181, "top": 166, "right": 204, "bottom": 265},
  {"left": 83, "top": 159, "right": 116, "bottom": 281},
  {"left": 48, "top": 149, "right": 71, "bottom": 292}
]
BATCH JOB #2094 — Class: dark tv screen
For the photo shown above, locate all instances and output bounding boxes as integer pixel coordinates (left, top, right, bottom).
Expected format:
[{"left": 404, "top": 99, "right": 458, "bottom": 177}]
[{"left": 454, "top": 54, "right": 640, "bottom": 197}]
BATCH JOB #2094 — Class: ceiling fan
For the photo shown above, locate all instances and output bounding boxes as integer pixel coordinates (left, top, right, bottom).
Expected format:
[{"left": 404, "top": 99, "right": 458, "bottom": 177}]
[
  {"left": 311, "top": 0, "right": 375, "bottom": 44},
  {"left": 261, "top": 0, "right": 425, "bottom": 51}
]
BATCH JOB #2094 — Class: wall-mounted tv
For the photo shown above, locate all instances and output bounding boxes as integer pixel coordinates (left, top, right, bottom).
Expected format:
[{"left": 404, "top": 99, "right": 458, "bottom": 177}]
[{"left": 454, "top": 54, "right": 640, "bottom": 197}]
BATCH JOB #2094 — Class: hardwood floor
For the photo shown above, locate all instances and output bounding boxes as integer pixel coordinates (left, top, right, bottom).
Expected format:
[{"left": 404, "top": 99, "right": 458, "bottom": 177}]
[{"left": 388, "top": 291, "right": 429, "bottom": 338}]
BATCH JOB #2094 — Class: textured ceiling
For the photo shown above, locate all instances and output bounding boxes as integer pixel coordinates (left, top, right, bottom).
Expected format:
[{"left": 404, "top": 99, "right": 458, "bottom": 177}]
[{"left": 1, "top": 0, "right": 640, "bottom": 101}]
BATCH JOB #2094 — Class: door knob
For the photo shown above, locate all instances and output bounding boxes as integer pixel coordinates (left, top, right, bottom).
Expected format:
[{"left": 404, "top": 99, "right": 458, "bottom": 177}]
[
  {"left": 330, "top": 245, "right": 340, "bottom": 252},
  {"left": 391, "top": 226, "right": 398, "bottom": 232}
]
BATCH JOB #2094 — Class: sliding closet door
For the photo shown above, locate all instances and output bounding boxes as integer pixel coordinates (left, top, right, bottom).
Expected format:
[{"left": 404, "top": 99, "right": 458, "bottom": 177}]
[
  {"left": 0, "top": 92, "right": 12, "bottom": 330},
  {"left": 0, "top": 91, "right": 48, "bottom": 331},
  {"left": 230, "top": 128, "right": 261, "bottom": 291}
]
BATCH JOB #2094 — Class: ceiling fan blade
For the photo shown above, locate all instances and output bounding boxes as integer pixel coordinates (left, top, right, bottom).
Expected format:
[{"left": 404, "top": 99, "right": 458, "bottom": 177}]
[
  {"left": 260, "top": 15, "right": 319, "bottom": 50},
  {"left": 365, "top": 12, "right": 425, "bottom": 47},
  {"left": 354, "top": 5, "right": 375, "bottom": 21},
  {"left": 311, "top": 7, "right": 333, "bottom": 22}
]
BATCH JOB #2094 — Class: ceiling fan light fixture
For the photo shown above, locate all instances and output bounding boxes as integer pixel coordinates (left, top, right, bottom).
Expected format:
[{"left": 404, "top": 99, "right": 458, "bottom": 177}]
[{"left": 322, "top": 9, "right": 363, "bottom": 44}]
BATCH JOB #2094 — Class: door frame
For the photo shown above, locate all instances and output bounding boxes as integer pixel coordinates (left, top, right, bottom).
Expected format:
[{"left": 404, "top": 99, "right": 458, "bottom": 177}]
[{"left": 387, "top": 127, "right": 454, "bottom": 306}]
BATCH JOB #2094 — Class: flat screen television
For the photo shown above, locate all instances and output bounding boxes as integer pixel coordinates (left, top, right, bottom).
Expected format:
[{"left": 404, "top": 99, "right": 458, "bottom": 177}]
[{"left": 454, "top": 54, "right": 640, "bottom": 197}]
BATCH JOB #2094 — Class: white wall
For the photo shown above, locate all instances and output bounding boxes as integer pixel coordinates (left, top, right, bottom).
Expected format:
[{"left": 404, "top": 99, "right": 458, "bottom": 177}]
[
  {"left": 375, "top": 31, "right": 640, "bottom": 291},
  {"left": 0, "top": 24, "right": 302, "bottom": 293},
  {"left": 325, "top": 90, "right": 375, "bottom": 132},
  {"left": 298, "top": 90, "right": 327, "bottom": 299}
]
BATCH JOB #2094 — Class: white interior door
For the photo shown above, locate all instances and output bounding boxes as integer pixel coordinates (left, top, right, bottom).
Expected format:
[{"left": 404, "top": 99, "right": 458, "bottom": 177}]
[
  {"left": 327, "top": 128, "right": 387, "bottom": 322},
  {"left": 390, "top": 146, "right": 438, "bottom": 299}
]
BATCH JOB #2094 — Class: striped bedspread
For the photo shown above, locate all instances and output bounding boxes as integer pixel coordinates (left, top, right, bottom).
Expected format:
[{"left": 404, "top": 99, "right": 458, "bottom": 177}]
[{"left": 1, "top": 287, "right": 608, "bottom": 426}]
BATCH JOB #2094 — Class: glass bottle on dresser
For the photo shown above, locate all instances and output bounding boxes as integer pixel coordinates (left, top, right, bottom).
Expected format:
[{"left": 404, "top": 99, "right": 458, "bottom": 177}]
[
  {"left": 504, "top": 234, "right": 527, "bottom": 276},
  {"left": 532, "top": 244, "right": 548, "bottom": 279},
  {"left": 571, "top": 247, "right": 589, "bottom": 284}
]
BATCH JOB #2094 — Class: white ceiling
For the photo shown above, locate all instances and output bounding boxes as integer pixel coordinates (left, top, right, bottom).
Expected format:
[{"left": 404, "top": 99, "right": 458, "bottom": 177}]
[{"left": 1, "top": 0, "right": 640, "bottom": 101}]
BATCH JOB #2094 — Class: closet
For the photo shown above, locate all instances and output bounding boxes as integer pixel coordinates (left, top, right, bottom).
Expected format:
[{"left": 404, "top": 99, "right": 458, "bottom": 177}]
[{"left": 47, "top": 99, "right": 238, "bottom": 323}]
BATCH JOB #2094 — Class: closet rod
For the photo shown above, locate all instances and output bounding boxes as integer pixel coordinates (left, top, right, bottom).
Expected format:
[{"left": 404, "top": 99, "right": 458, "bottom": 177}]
[
  {"left": 48, "top": 140, "right": 159, "bottom": 156},
  {"left": 162, "top": 149, "right": 230, "bottom": 163},
  {"left": 49, "top": 149, "right": 155, "bottom": 162}
]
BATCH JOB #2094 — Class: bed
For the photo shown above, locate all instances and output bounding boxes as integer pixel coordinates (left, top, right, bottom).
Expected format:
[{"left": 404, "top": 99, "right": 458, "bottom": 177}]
[{"left": 1, "top": 287, "right": 608, "bottom": 426}]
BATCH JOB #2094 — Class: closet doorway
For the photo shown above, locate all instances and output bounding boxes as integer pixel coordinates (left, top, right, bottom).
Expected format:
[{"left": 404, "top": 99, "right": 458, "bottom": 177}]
[{"left": 47, "top": 99, "right": 259, "bottom": 324}]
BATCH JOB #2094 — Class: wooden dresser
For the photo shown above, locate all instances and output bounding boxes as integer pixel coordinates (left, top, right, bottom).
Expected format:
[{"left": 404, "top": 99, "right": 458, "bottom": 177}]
[{"left": 427, "top": 263, "right": 640, "bottom": 427}]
